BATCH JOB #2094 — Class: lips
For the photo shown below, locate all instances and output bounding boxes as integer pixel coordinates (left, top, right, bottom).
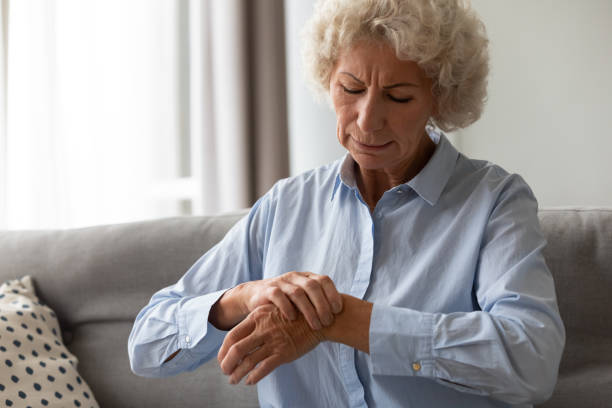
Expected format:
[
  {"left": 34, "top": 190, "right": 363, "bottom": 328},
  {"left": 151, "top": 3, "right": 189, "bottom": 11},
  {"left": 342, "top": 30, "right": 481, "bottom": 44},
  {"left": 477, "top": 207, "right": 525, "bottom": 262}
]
[{"left": 352, "top": 138, "right": 392, "bottom": 151}]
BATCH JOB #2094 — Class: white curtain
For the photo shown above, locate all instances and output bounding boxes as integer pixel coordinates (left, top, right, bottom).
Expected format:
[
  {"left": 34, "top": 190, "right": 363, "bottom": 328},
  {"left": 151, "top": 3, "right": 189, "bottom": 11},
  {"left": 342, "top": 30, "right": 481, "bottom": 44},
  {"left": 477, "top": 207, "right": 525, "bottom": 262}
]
[
  {"left": 0, "top": 0, "right": 289, "bottom": 230},
  {"left": 0, "top": 0, "right": 8, "bottom": 228},
  {"left": 2, "top": 0, "right": 186, "bottom": 229},
  {"left": 189, "top": 0, "right": 251, "bottom": 213}
]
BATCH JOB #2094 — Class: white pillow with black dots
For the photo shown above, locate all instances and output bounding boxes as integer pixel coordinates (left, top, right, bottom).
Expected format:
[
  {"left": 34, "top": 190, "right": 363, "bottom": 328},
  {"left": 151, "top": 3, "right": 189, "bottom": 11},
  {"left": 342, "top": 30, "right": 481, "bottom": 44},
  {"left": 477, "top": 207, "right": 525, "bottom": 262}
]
[{"left": 0, "top": 276, "right": 99, "bottom": 408}]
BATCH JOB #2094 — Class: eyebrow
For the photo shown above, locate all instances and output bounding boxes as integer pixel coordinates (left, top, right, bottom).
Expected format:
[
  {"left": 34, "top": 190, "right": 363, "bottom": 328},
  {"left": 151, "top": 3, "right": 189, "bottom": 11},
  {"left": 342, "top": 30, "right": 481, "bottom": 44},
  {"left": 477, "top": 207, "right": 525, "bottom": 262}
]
[{"left": 339, "top": 72, "right": 419, "bottom": 88}]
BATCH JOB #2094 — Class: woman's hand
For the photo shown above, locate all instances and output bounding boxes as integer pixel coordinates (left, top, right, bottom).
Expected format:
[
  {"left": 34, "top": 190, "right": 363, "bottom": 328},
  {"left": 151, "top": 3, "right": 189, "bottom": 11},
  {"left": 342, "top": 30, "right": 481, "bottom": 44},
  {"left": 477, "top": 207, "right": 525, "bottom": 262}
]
[
  {"left": 210, "top": 271, "right": 343, "bottom": 331},
  {"left": 217, "top": 304, "right": 324, "bottom": 385},
  {"left": 242, "top": 271, "right": 343, "bottom": 330}
]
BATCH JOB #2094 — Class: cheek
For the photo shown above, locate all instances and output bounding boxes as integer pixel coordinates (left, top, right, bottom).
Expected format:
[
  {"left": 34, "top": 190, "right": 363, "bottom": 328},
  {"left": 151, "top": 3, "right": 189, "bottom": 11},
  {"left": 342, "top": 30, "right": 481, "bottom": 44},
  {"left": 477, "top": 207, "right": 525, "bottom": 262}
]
[
  {"left": 333, "top": 107, "right": 353, "bottom": 141},
  {"left": 394, "top": 105, "right": 432, "bottom": 132},
  {"left": 336, "top": 115, "right": 350, "bottom": 148}
]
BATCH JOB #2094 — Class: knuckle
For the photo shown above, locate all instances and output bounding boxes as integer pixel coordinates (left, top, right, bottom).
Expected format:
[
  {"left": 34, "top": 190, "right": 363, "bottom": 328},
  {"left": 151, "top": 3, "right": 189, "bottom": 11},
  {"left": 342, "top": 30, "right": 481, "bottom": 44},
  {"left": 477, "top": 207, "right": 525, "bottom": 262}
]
[
  {"left": 226, "top": 348, "right": 237, "bottom": 364},
  {"left": 319, "top": 275, "right": 333, "bottom": 285},
  {"left": 266, "top": 286, "right": 281, "bottom": 297},
  {"left": 289, "top": 286, "right": 305, "bottom": 298},
  {"left": 225, "top": 334, "right": 237, "bottom": 346},
  {"left": 253, "top": 303, "right": 275, "bottom": 318},
  {"left": 229, "top": 343, "right": 244, "bottom": 359},
  {"left": 303, "top": 279, "right": 319, "bottom": 291}
]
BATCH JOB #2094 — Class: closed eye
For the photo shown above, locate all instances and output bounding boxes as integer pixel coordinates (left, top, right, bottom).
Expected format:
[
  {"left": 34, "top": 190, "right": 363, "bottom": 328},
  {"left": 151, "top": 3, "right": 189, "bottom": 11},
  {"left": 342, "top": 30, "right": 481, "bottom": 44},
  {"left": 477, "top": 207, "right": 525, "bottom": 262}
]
[
  {"left": 388, "top": 95, "right": 413, "bottom": 103},
  {"left": 341, "top": 85, "right": 364, "bottom": 95}
]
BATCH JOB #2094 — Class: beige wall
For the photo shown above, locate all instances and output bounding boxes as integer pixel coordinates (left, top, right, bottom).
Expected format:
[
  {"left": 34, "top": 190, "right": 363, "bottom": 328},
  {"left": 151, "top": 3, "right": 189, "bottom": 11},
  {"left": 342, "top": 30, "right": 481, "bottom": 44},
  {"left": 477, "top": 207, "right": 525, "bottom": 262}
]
[
  {"left": 458, "top": 0, "right": 612, "bottom": 207},
  {"left": 286, "top": 1, "right": 612, "bottom": 207}
]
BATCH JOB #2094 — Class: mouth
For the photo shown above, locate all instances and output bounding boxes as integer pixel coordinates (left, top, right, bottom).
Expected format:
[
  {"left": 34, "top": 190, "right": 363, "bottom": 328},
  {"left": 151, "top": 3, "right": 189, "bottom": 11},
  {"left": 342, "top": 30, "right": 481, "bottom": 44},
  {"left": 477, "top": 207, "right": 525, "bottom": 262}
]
[{"left": 352, "top": 138, "right": 392, "bottom": 151}]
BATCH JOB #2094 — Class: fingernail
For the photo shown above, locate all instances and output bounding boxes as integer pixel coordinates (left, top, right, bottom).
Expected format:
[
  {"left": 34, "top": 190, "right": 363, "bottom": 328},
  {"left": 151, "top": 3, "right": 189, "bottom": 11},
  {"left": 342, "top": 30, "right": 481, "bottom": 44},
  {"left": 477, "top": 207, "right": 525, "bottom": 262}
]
[
  {"left": 322, "top": 314, "right": 332, "bottom": 326},
  {"left": 313, "top": 319, "right": 322, "bottom": 330},
  {"left": 332, "top": 302, "right": 342, "bottom": 313}
]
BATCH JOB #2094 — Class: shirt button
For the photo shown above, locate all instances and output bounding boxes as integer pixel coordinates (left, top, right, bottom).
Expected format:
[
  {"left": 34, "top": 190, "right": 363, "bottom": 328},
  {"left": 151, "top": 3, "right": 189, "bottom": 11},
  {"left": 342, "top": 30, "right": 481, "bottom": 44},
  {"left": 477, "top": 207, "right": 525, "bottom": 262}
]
[
  {"left": 185, "top": 336, "right": 191, "bottom": 344},
  {"left": 412, "top": 362, "right": 421, "bottom": 372},
  {"left": 396, "top": 189, "right": 403, "bottom": 194}
]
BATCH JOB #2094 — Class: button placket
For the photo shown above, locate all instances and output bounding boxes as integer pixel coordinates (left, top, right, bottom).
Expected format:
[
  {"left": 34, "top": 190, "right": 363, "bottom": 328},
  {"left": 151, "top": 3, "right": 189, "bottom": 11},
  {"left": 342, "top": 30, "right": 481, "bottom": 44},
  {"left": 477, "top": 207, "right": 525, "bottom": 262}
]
[{"left": 337, "top": 195, "right": 373, "bottom": 408}]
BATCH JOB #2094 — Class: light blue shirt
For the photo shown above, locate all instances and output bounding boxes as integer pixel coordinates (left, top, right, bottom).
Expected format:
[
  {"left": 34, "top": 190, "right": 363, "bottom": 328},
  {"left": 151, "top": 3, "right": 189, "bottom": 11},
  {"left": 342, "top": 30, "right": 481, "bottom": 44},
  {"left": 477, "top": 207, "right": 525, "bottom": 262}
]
[{"left": 128, "top": 130, "right": 565, "bottom": 408}]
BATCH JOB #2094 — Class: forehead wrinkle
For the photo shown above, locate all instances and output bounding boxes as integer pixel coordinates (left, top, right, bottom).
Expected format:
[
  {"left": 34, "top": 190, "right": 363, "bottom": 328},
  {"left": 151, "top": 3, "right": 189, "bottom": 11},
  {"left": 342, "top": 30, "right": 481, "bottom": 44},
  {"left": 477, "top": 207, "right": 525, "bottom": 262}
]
[
  {"left": 338, "top": 71, "right": 421, "bottom": 89},
  {"left": 335, "top": 43, "right": 426, "bottom": 88},
  {"left": 339, "top": 72, "right": 365, "bottom": 85},
  {"left": 383, "top": 82, "right": 419, "bottom": 89}
]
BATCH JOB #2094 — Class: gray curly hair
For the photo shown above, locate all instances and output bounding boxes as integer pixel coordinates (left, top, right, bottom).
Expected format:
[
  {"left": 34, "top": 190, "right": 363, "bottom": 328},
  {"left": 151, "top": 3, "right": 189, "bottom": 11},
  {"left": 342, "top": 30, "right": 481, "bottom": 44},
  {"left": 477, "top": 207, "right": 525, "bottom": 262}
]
[{"left": 302, "top": 0, "right": 489, "bottom": 132}]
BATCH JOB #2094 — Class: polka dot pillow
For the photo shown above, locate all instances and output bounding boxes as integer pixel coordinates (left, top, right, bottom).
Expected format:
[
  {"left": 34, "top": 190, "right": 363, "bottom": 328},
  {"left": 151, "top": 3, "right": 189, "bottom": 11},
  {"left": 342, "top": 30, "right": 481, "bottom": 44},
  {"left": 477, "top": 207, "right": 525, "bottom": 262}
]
[{"left": 0, "top": 276, "right": 99, "bottom": 408}]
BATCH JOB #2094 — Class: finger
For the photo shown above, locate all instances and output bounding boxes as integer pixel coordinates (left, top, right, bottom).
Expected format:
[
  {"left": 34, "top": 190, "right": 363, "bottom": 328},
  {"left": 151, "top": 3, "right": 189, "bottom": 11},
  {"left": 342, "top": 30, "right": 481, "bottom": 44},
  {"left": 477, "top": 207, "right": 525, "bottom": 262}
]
[
  {"left": 245, "top": 355, "right": 284, "bottom": 386},
  {"left": 310, "top": 274, "right": 343, "bottom": 314},
  {"left": 217, "top": 315, "right": 255, "bottom": 364},
  {"left": 278, "top": 281, "right": 322, "bottom": 330},
  {"left": 219, "top": 331, "right": 264, "bottom": 376},
  {"left": 229, "top": 345, "right": 269, "bottom": 385},
  {"left": 287, "top": 274, "right": 334, "bottom": 327},
  {"left": 265, "top": 286, "right": 297, "bottom": 321}
]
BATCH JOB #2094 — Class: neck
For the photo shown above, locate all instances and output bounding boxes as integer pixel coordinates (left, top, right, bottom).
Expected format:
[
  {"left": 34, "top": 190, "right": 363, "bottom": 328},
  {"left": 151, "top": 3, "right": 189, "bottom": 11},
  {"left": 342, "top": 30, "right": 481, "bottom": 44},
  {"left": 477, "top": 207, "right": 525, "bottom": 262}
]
[{"left": 356, "top": 135, "right": 436, "bottom": 212}]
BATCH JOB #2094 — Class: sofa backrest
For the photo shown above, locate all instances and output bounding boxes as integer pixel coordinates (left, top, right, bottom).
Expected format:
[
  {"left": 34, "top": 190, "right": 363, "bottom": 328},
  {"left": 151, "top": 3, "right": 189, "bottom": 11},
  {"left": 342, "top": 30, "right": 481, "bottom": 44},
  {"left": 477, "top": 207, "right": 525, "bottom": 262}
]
[
  {"left": 0, "top": 208, "right": 610, "bottom": 407},
  {"left": 0, "top": 210, "right": 257, "bottom": 408}
]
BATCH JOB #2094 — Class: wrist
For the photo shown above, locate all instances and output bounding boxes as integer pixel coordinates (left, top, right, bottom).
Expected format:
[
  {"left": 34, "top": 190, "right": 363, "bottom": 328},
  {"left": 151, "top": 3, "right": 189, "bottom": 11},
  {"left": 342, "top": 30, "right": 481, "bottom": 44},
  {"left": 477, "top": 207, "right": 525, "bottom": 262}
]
[
  {"left": 209, "top": 284, "right": 249, "bottom": 330},
  {"left": 321, "top": 294, "right": 372, "bottom": 353},
  {"left": 229, "top": 282, "right": 251, "bottom": 317}
]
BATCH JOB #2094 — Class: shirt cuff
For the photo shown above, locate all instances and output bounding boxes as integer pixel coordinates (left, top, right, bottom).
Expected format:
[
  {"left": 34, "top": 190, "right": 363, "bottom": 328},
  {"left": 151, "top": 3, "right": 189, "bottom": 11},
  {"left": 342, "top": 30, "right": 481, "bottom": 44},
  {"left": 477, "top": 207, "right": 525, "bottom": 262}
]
[
  {"left": 369, "top": 303, "right": 435, "bottom": 377},
  {"left": 177, "top": 289, "right": 229, "bottom": 353}
]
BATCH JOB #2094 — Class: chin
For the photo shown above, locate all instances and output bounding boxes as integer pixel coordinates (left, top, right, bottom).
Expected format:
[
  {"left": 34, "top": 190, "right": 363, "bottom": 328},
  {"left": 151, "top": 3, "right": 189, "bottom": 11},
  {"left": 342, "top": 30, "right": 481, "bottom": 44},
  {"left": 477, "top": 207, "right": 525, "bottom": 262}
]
[{"left": 350, "top": 152, "right": 391, "bottom": 170}]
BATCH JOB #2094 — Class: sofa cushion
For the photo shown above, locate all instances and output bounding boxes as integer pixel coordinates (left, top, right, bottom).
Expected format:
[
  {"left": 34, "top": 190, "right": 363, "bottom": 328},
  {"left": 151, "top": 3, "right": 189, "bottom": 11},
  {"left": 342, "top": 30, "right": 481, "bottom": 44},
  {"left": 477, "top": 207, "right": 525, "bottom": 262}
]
[{"left": 0, "top": 276, "right": 99, "bottom": 408}]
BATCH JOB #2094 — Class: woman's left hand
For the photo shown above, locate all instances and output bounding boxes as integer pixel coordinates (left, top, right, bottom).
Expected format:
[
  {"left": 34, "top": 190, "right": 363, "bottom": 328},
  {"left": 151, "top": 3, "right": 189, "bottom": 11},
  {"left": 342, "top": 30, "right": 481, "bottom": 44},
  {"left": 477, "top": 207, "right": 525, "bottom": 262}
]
[{"left": 217, "top": 303, "right": 324, "bottom": 385}]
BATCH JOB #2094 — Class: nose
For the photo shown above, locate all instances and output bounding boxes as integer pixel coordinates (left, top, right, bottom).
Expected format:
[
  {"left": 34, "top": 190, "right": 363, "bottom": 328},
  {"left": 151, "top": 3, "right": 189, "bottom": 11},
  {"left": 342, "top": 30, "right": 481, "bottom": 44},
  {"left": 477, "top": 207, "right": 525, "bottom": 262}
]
[{"left": 356, "top": 92, "right": 385, "bottom": 133}]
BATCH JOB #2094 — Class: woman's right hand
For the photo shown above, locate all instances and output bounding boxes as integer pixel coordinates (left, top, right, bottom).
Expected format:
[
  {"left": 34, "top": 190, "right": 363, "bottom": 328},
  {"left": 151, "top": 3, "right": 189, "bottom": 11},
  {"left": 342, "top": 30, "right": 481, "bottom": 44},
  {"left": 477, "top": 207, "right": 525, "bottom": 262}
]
[{"left": 210, "top": 271, "right": 343, "bottom": 331}]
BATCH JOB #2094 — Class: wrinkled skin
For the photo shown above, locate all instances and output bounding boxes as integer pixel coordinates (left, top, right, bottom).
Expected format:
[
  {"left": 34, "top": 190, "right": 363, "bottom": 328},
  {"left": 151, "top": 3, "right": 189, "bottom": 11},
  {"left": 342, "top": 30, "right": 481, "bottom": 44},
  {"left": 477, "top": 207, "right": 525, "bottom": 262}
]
[
  {"left": 240, "top": 271, "right": 343, "bottom": 330},
  {"left": 218, "top": 304, "right": 325, "bottom": 385}
]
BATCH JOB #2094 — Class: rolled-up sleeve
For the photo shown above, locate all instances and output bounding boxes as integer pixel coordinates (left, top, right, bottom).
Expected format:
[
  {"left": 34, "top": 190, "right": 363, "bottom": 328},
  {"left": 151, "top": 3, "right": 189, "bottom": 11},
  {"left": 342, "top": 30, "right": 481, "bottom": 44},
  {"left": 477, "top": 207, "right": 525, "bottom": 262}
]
[
  {"left": 369, "top": 174, "right": 565, "bottom": 405},
  {"left": 128, "top": 194, "right": 272, "bottom": 378}
]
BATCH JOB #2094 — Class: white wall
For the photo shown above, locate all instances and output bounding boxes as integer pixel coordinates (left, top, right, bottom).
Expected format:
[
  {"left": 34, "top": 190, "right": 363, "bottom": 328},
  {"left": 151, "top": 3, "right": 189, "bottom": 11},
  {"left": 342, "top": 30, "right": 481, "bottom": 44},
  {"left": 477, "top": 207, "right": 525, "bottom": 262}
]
[{"left": 285, "top": 0, "right": 612, "bottom": 207}]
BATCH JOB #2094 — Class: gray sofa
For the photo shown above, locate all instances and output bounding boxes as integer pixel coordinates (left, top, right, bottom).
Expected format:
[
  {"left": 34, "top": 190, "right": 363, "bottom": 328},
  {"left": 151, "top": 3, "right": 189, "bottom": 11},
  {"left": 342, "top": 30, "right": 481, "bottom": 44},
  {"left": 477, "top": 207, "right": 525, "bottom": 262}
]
[{"left": 0, "top": 208, "right": 610, "bottom": 407}]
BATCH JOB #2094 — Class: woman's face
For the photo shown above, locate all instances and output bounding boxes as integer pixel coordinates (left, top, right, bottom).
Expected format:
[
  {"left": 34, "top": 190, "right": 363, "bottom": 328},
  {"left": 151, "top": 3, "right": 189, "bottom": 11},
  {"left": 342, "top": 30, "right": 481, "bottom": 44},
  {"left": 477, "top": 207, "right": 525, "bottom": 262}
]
[{"left": 330, "top": 41, "right": 436, "bottom": 172}]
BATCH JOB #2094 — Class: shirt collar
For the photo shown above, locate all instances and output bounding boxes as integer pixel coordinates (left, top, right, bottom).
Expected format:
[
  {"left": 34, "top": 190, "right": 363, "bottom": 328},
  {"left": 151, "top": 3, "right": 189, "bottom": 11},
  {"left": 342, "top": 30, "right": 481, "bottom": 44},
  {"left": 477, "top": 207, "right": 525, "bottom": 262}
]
[
  {"left": 330, "top": 152, "right": 356, "bottom": 201},
  {"left": 330, "top": 127, "right": 459, "bottom": 206}
]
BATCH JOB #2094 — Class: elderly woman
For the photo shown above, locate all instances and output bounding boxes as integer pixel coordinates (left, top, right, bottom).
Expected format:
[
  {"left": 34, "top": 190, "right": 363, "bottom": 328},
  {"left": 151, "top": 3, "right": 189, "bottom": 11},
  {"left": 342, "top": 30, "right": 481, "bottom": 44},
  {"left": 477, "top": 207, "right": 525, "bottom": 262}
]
[{"left": 129, "top": 0, "right": 565, "bottom": 406}]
